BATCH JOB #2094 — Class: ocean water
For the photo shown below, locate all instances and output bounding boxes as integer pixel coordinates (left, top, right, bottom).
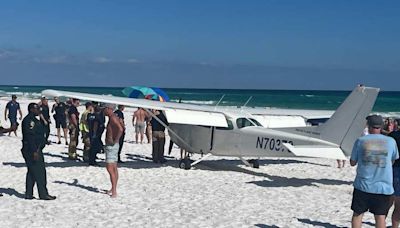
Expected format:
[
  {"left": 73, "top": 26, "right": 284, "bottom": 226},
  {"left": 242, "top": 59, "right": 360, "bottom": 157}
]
[{"left": 0, "top": 85, "right": 399, "bottom": 114}]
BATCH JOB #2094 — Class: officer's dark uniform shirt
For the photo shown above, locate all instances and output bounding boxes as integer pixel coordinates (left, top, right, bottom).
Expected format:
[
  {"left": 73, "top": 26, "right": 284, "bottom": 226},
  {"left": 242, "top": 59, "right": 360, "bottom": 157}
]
[
  {"left": 151, "top": 111, "right": 168, "bottom": 132},
  {"left": 6, "top": 101, "right": 20, "bottom": 119},
  {"left": 22, "top": 113, "right": 46, "bottom": 154},
  {"left": 88, "top": 111, "right": 105, "bottom": 138},
  {"left": 114, "top": 110, "right": 124, "bottom": 120},
  {"left": 389, "top": 130, "right": 400, "bottom": 167},
  {"left": 68, "top": 106, "right": 80, "bottom": 123},
  {"left": 114, "top": 110, "right": 125, "bottom": 132},
  {"left": 40, "top": 104, "right": 50, "bottom": 121},
  {"left": 54, "top": 102, "right": 67, "bottom": 120}
]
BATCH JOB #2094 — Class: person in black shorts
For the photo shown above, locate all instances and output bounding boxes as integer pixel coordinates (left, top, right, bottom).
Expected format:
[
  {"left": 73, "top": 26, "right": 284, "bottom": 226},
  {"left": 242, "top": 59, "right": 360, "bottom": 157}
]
[
  {"left": 350, "top": 115, "right": 399, "bottom": 228},
  {"left": 4, "top": 94, "right": 22, "bottom": 136},
  {"left": 51, "top": 97, "right": 68, "bottom": 145}
]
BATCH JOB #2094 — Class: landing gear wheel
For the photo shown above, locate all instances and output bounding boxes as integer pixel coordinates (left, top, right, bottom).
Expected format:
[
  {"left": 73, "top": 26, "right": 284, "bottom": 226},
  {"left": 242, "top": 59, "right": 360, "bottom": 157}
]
[
  {"left": 248, "top": 159, "right": 260, "bottom": 168},
  {"left": 179, "top": 158, "right": 192, "bottom": 170}
]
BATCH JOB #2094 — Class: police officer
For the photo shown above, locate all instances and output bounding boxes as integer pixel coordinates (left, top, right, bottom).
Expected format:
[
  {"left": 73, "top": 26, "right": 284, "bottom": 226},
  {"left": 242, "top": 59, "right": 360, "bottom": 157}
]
[
  {"left": 39, "top": 96, "right": 51, "bottom": 145},
  {"left": 21, "top": 103, "right": 56, "bottom": 200},
  {"left": 88, "top": 102, "right": 105, "bottom": 166}
]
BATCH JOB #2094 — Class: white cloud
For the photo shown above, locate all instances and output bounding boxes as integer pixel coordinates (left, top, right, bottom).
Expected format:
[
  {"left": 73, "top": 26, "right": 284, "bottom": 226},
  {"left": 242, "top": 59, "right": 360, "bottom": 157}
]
[
  {"left": 93, "top": 57, "right": 111, "bottom": 63},
  {"left": 127, "top": 58, "right": 139, "bottom": 63},
  {"left": 0, "top": 49, "right": 17, "bottom": 59},
  {"left": 33, "top": 56, "right": 68, "bottom": 64}
]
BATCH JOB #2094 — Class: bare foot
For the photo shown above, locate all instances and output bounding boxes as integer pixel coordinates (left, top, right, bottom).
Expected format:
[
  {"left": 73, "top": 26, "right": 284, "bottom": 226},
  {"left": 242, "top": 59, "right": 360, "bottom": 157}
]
[{"left": 110, "top": 192, "right": 117, "bottom": 198}]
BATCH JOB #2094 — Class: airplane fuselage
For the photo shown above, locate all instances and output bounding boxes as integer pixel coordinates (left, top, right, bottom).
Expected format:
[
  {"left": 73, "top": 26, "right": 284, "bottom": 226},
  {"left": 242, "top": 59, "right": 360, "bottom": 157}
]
[{"left": 169, "top": 122, "right": 334, "bottom": 158}]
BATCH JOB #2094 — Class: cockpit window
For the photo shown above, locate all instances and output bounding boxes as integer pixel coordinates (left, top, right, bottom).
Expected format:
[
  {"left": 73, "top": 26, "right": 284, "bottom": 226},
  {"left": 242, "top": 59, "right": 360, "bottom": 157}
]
[
  {"left": 216, "top": 119, "right": 234, "bottom": 130},
  {"left": 236, "top": 118, "right": 262, "bottom": 128}
]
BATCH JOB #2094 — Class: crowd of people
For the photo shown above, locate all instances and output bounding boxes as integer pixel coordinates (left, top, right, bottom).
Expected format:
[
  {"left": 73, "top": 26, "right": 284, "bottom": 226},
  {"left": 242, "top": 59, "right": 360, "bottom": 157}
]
[
  {"left": 4, "top": 94, "right": 400, "bottom": 227},
  {"left": 1, "top": 95, "right": 169, "bottom": 199}
]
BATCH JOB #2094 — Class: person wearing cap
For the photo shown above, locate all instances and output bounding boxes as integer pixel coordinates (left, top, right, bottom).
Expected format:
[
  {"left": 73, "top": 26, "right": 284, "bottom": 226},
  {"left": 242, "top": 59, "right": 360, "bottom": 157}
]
[
  {"left": 39, "top": 96, "right": 51, "bottom": 145},
  {"left": 389, "top": 119, "right": 400, "bottom": 227},
  {"left": 4, "top": 94, "right": 22, "bottom": 136},
  {"left": 67, "top": 98, "right": 80, "bottom": 160},
  {"left": 350, "top": 114, "right": 399, "bottom": 228},
  {"left": 103, "top": 103, "right": 123, "bottom": 198},
  {"left": 21, "top": 103, "right": 56, "bottom": 200},
  {"left": 79, "top": 102, "right": 94, "bottom": 162}
]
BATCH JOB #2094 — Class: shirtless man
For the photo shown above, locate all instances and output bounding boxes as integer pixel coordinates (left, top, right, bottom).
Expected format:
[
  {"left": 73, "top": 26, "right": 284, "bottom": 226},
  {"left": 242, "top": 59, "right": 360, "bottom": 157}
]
[
  {"left": 132, "top": 108, "right": 148, "bottom": 144},
  {"left": 103, "top": 104, "right": 123, "bottom": 198}
]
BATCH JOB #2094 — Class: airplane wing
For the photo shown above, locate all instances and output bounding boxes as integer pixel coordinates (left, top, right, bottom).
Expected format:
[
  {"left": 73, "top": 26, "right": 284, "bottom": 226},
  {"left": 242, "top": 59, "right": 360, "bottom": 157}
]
[
  {"left": 42, "top": 89, "right": 228, "bottom": 128},
  {"left": 219, "top": 106, "right": 334, "bottom": 119}
]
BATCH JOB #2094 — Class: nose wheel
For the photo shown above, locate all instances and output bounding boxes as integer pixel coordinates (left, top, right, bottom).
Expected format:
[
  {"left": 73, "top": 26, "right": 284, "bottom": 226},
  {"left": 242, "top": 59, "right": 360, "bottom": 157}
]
[{"left": 248, "top": 159, "right": 260, "bottom": 168}]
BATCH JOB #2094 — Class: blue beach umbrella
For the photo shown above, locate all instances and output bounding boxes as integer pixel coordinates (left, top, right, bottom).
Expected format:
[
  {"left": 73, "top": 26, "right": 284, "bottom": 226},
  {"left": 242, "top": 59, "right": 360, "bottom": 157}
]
[
  {"left": 122, "top": 86, "right": 170, "bottom": 102},
  {"left": 151, "top": 87, "right": 170, "bottom": 102}
]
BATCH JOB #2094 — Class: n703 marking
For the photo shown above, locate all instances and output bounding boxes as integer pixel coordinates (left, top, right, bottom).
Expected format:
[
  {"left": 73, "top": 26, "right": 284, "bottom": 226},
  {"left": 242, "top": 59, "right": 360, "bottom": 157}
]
[{"left": 256, "top": 137, "right": 293, "bottom": 152}]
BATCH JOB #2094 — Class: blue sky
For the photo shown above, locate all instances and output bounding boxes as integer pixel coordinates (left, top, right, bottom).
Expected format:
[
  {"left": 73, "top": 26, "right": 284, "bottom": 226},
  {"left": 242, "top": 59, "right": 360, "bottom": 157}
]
[{"left": 0, "top": 0, "right": 399, "bottom": 90}]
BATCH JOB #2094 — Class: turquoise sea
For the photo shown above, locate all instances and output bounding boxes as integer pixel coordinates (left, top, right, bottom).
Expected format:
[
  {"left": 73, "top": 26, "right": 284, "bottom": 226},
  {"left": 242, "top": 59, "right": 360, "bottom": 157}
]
[{"left": 0, "top": 85, "right": 399, "bottom": 114}]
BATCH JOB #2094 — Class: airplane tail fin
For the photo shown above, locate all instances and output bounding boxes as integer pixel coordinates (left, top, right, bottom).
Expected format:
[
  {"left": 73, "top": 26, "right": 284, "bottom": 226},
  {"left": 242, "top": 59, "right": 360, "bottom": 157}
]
[
  {"left": 280, "top": 86, "right": 379, "bottom": 159},
  {"left": 316, "top": 86, "right": 379, "bottom": 156}
]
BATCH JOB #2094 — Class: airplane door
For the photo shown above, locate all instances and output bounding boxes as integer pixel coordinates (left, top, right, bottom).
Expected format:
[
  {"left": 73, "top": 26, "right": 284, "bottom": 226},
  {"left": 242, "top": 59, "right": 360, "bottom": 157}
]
[{"left": 211, "top": 128, "right": 241, "bottom": 156}]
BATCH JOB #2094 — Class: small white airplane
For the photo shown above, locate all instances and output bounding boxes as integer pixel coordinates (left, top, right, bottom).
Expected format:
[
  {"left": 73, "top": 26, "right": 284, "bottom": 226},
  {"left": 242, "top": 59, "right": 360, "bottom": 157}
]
[{"left": 42, "top": 85, "right": 379, "bottom": 169}]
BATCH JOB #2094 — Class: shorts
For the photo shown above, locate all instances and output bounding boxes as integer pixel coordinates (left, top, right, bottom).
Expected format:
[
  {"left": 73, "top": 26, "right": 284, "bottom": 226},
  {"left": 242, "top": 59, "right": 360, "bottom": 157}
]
[
  {"left": 351, "top": 188, "right": 392, "bottom": 215},
  {"left": 394, "top": 167, "right": 400, "bottom": 196},
  {"left": 105, "top": 144, "right": 119, "bottom": 163},
  {"left": 55, "top": 118, "right": 67, "bottom": 129},
  {"left": 135, "top": 122, "right": 146, "bottom": 134},
  {"left": 9, "top": 117, "right": 17, "bottom": 126}
]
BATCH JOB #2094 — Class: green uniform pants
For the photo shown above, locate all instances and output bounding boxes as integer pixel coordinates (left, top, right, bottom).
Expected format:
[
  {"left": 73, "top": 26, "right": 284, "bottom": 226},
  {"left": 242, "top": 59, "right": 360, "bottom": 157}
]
[
  {"left": 22, "top": 150, "right": 48, "bottom": 198},
  {"left": 68, "top": 124, "right": 79, "bottom": 159}
]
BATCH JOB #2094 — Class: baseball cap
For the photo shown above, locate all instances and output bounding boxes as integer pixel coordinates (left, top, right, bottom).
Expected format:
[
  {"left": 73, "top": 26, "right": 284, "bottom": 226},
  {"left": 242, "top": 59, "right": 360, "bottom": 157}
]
[{"left": 366, "top": 114, "right": 384, "bottom": 128}]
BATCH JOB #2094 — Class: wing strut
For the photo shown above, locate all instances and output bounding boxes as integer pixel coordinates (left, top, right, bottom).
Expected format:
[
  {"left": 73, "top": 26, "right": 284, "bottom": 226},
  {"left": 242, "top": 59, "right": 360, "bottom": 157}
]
[{"left": 143, "top": 108, "right": 193, "bottom": 150}]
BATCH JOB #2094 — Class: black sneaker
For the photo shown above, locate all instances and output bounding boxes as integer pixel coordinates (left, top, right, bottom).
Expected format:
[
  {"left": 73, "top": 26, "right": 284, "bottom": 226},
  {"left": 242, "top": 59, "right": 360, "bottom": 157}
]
[
  {"left": 57, "top": 141, "right": 61, "bottom": 144},
  {"left": 40, "top": 195, "right": 56, "bottom": 200},
  {"left": 25, "top": 195, "right": 36, "bottom": 200}
]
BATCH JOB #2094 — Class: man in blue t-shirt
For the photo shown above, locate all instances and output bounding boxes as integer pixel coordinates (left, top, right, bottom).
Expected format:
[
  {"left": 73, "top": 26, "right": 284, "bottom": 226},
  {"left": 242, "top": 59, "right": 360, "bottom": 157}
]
[
  {"left": 350, "top": 114, "right": 399, "bottom": 228},
  {"left": 4, "top": 94, "right": 22, "bottom": 136}
]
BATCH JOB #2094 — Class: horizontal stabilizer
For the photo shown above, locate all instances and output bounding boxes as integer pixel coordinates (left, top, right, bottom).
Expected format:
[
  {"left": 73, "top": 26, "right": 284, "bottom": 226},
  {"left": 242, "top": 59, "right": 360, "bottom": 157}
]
[{"left": 283, "top": 143, "right": 346, "bottom": 160}]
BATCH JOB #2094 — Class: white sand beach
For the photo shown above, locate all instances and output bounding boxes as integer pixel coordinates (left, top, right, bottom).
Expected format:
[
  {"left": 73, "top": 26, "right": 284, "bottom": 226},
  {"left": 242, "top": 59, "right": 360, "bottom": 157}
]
[{"left": 0, "top": 98, "right": 389, "bottom": 227}]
